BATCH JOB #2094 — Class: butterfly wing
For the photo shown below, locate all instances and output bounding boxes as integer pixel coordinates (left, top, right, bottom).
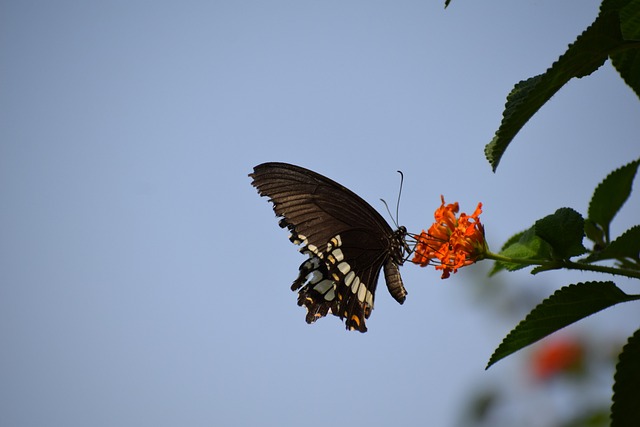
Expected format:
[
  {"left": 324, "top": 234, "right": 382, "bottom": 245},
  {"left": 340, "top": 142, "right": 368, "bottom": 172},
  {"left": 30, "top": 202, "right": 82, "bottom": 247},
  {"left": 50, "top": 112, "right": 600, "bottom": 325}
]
[{"left": 250, "top": 162, "right": 407, "bottom": 332}]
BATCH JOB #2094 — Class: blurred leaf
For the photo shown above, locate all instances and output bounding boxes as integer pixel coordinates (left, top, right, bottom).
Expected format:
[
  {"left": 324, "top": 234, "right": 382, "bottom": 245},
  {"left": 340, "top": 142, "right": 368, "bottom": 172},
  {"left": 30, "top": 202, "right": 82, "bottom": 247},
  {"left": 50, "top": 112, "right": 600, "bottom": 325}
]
[
  {"left": 611, "top": 328, "right": 640, "bottom": 426},
  {"left": 560, "top": 408, "right": 610, "bottom": 427},
  {"left": 583, "top": 225, "right": 640, "bottom": 263},
  {"left": 490, "top": 230, "right": 526, "bottom": 275},
  {"left": 463, "top": 388, "right": 499, "bottom": 424},
  {"left": 485, "top": 9, "right": 625, "bottom": 171},
  {"left": 608, "top": 0, "right": 640, "bottom": 98},
  {"left": 588, "top": 158, "right": 639, "bottom": 241},
  {"left": 487, "top": 281, "right": 640, "bottom": 369},
  {"left": 491, "top": 228, "right": 551, "bottom": 274},
  {"left": 535, "top": 208, "right": 587, "bottom": 259}
]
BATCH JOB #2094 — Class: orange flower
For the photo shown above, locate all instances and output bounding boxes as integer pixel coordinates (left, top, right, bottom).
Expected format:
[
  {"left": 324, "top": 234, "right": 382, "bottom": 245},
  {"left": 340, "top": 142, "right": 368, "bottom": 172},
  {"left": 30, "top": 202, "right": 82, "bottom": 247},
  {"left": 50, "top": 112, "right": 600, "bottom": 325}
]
[{"left": 412, "top": 195, "right": 486, "bottom": 278}]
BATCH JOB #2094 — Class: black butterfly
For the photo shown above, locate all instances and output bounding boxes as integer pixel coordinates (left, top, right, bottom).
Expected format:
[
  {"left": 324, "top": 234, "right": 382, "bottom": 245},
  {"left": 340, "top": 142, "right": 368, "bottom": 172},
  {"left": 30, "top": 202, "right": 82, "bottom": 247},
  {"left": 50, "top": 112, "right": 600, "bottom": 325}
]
[{"left": 250, "top": 162, "right": 408, "bottom": 332}]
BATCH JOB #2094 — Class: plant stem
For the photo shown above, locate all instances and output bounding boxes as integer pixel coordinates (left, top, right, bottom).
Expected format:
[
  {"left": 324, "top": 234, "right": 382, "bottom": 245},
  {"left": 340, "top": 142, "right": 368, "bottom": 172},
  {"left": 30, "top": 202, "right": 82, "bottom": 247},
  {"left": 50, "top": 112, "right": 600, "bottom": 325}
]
[{"left": 484, "top": 251, "right": 640, "bottom": 280}]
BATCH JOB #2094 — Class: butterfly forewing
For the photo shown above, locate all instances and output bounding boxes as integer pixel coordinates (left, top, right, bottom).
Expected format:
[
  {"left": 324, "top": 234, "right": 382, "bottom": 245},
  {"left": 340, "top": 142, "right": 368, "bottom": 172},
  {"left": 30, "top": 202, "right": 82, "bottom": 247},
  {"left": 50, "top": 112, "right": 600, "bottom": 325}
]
[{"left": 250, "top": 162, "right": 408, "bottom": 332}]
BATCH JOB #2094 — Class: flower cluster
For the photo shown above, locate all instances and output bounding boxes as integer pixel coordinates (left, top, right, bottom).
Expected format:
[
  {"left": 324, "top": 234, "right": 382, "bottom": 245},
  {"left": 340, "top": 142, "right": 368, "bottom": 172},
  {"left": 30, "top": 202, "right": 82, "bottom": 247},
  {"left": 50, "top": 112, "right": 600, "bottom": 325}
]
[{"left": 412, "top": 195, "right": 486, "bottom": 278}]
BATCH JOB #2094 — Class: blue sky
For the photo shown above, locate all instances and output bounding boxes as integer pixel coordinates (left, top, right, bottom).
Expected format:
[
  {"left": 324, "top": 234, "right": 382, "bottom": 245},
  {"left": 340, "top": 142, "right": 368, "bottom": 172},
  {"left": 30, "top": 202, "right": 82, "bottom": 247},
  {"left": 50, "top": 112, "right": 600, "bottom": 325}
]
[{"left": 1, "top": 1, "right": 639, "bottom": 426}]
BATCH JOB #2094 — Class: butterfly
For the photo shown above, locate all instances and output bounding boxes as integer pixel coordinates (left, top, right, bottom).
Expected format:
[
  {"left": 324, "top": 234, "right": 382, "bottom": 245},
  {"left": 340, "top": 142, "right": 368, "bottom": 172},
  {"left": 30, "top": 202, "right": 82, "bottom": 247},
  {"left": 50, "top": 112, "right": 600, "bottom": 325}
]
[{"left": 250, "top": 162, "right": 409, "bottom": 332}]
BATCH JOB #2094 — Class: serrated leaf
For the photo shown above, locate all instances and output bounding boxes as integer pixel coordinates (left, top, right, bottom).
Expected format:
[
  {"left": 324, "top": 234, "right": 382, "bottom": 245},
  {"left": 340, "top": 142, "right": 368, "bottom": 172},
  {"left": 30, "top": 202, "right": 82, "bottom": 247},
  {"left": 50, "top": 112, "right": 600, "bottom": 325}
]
[
  {"left": 608, "top": 0, "right": 640, "bottom": 98},
  {"left": 588, "top": 158, "right": 640, "bottom": 241},
  {"left": 611, "top": 328, "right": 640, "bottom": 426},
  {"left": 492, "top": 228, "right": 552, "bottom": 273},
  {"left": 489, "top": 230, "right": 526, "bottom": 275},
  {"left": 584, "top": 218, "right": 607, "bottom": 249},
  {"left": 485, "top": 10, "right": 625, "bottom": 171},
  {"left": 531, "top": 263, "right": 563, "bottom": 274},
  {"left": 602, "top": 0, "right": 635, "bottom": 9},
  {"left": 486, "top": 281, "right": 640, "bottom": 369},
  {"left": 535, "top": 208, "right": 587, "bottom": 259},
  {"left": 499, "top": 230, "right": 527, "bottom": 251},
  {"left": 584, "top": 225, "right": 640, "bottom": 262},
  {"left": 605, "top": 225, "right": 640, "bottom": 259}
]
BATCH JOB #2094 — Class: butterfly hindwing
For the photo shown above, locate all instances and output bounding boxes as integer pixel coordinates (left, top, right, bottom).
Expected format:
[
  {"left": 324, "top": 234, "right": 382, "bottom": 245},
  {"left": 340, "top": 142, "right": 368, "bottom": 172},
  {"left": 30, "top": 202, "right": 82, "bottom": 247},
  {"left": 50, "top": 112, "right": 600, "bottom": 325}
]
[
  {"left": 291, "top": 255, "right": 337, "bottom": 324},
  {"left": 250, "top": 162, "right": 408, "bottom": 332},
  {"left": 290, "top": 228, "right": 386, "bottom": 332}
]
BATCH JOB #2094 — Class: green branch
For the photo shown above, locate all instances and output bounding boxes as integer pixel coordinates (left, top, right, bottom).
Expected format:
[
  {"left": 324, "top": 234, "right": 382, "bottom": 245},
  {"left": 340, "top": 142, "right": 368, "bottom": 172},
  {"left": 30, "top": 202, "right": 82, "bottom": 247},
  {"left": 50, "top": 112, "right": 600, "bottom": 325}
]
[{"left": 485, "top": 251, "right": 640, "bottom": 280}]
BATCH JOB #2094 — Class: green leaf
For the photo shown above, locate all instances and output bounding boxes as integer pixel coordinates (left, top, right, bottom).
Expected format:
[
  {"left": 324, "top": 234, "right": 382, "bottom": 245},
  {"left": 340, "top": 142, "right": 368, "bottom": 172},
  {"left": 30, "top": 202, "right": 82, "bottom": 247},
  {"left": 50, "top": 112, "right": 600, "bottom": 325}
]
[
  {"left": 530, "top": 263, "right": 564, "bottom": 275},
  {"left": 492, "top": 228, "right": 552, "bottom": 273},
  {"left": 611, "top": 328, "right": 640, "bottom": 426},
  {"left": 535, "top": 208, "right": 587, "bottom": 259},
  {"left": 584, "top": 218, "right": 607, "bottom": 250},
  {"left": 602, "top": 0, "right": 635, "bottom": 9},
  {"left": 489, "top": 230, "right": 526, "bottom": 275},
  {"left": 571, "top": 410, "right": 616, "bottom": 427},
  {"left": 486, "top": 281, "right": 640, "bottom": 369},
  {"left": 584, "top": 225, "right": 640, "bottom": 262},
  {"left": 605, "top": 225, "right": 640, "bottom": 259},
  {"left": 485, "top": 10, "right": 625, "bottom": 171},
  {"left": 608, "top": 0, "right": 640, "bottom": 98},
  {"left": 588, "top": 158, "right": 640, "bottom": 241},
  {"left": 499, "top": 230, "right": 527, "bottom": 251}
]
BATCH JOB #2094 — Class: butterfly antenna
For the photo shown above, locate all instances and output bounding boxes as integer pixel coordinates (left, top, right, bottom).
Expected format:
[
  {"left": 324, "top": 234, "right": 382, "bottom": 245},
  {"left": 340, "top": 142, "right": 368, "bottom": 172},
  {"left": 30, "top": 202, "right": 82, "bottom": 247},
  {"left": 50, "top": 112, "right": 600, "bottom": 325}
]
[
  {"left": 396, "top": 170, "right": 404, "bottom": 226},
  {"left": 380, "top": 170, "right": 404, "bottom": 229},
  {"left": 380, "top": 198, "right": 397, "bottom": 228}
]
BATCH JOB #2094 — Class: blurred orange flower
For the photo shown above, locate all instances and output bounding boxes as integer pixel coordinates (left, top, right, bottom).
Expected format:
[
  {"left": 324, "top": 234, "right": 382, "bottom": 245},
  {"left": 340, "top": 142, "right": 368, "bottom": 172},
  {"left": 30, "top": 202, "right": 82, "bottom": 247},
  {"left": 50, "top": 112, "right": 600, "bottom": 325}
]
[
  {"left": 412, "top": 195, "right": 486, "bottom": 278},
  {"left": 531, "top": 337, "right": 584, "bottom": 381}
]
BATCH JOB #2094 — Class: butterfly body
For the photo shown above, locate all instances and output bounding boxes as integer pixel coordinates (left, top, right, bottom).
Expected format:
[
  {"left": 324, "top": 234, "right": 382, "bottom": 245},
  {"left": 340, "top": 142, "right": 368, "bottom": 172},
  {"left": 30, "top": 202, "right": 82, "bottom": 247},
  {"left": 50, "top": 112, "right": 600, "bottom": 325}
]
[{"left": 250, "top": 162, "right": 408, "bottom": 332}]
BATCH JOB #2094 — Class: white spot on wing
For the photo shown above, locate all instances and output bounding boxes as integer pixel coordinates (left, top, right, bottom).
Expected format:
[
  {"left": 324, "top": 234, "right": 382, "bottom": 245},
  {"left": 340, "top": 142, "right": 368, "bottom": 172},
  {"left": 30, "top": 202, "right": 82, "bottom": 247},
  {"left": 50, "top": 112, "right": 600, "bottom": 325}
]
[
  {"left": 351, "top": 276, "right": 360, "bottom": 293},
  {"left": 357, "top": 283, "right": 367, "bottom": 302},
  {"left": 365, "top": 290, "right": 374, "bottom": 307},
  {"left": 337, "top": 262, "right": 350, "bottom": 275},
  {"left": 314, "top": 279, "right": 334, "bottom": 294},
  {"left": 324, "top": 288, "right": 336, "bottom": 301},
  {"left": 344, "top": 271, "right": 355, "bottom": 287},
  {"left": 307, "top": 269, "right": 324, "bottom": 284},
  {"left": 332, "top": 248, "right": 344, "bottom": 262}
]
